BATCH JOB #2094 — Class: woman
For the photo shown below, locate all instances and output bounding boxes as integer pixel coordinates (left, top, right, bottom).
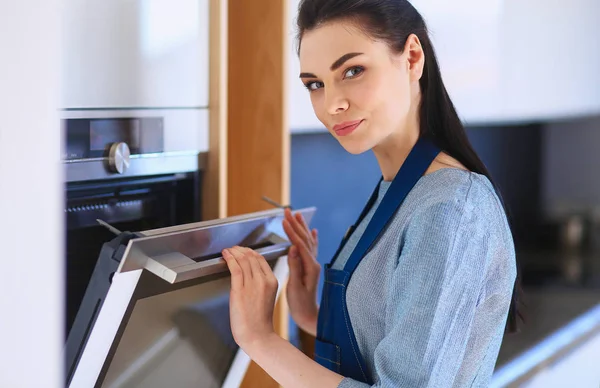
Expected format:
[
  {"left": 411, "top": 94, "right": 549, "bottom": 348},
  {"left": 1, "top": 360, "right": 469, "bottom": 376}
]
[{"left": 221, "top": 0, "right": 520, "bottom": 386}]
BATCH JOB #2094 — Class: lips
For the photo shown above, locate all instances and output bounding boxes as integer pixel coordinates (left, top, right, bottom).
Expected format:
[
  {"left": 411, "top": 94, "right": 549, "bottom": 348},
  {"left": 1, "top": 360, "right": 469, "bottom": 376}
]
[{"left": 333, "top": 119, "right": 363, "bottom": 136}]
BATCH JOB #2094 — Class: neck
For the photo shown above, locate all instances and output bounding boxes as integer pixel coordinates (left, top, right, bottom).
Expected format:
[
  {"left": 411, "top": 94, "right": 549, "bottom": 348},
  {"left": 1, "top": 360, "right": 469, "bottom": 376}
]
[{"left": 372, "top": 102, "right": 421, "bottom": 182}]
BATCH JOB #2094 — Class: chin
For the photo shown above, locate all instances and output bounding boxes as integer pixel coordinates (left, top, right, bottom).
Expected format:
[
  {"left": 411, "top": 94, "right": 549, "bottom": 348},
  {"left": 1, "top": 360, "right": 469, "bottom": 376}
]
[
  {"left": 337, "top": 138, "right": 372, "bottom": 155},
  {"left": 330, "top": 121, "right": 377, "bottom": 155}
]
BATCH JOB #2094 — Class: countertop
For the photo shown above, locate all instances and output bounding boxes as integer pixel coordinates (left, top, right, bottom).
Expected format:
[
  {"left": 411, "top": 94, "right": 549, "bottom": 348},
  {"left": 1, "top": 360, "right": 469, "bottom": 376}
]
[{"left": 495, "top": 286, "right": 600, "bottom": 368}]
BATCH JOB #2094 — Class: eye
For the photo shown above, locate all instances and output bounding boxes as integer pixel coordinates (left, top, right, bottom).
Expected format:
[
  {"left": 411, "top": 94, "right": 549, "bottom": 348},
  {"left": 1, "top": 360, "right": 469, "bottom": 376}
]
[
  {"left": 304, "top": 80, "right": 324, "bottom": 92},
  {"left": 344, "top": 66, "right": 364, "bottom": 79}
]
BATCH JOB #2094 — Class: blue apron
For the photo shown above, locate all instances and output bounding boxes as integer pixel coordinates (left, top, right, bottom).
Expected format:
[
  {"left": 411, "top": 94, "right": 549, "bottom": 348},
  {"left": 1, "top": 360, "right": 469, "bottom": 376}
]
[{"left": 314, "top": 137, "right": 441, "bottom": 383}]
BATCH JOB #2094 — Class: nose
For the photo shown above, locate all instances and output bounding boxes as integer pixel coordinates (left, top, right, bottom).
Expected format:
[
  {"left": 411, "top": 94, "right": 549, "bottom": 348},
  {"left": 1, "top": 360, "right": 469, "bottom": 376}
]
[{"left": 324, "top": 87, "right": 349, "bottom": 115}]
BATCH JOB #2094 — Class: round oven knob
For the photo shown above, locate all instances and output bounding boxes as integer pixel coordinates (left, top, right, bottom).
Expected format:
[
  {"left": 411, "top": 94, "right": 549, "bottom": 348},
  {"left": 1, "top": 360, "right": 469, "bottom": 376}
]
[{"left": 108, "top": 142, "right": 131, "bottom": 174}]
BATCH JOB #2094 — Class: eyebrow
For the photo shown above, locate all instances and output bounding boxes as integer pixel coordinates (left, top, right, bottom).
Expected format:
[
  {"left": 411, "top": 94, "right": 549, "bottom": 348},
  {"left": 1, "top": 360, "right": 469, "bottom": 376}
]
[{"left": 299, "top": 52, "right": 364, "bottom": 78}]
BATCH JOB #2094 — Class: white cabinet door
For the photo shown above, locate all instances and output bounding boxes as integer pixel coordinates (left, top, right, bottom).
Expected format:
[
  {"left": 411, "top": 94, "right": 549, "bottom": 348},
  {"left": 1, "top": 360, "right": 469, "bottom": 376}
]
[
  {"left": 493, "top": 0, "right": 600, "bottom": 123},
  {"left": 62, "top": 0, "right": 209, "bottom": 109},
  {"left": 287, "top": 0, "right": 325, "bottom": 133},
  {"left": 414, "top": 0, "right": 600, "bottom": 125}
]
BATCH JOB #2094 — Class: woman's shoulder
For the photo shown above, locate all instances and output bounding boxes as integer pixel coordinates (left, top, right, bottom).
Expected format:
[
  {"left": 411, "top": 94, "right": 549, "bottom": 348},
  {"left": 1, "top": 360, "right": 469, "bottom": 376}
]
[
  {"left": 402, "top": 168, "right": 516, "bottom": 281},
  {"left": 403, "top": 168, "right": 511, "bottom": 235},
  {"left": 413, "top": 168, "right": 503, "bottom": 212}
]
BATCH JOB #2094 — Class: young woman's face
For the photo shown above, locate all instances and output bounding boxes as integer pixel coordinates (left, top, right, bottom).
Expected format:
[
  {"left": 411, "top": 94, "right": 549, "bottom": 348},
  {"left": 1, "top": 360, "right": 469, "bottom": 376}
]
[{"left": 299, "top": 20, "right": 421, "bottom": 154}]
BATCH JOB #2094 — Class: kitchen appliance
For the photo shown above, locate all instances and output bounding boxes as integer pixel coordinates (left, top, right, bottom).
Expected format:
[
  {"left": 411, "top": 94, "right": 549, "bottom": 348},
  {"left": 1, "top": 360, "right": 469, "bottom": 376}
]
[
  {"left": 65, "top": 206, "right": 316, "bottom": 388},
  {"left": 60, "top": 0, "right": 212, "bottom": 344},
  {"left": 63, "top": 109, "right": 207, "bottom": 337}
]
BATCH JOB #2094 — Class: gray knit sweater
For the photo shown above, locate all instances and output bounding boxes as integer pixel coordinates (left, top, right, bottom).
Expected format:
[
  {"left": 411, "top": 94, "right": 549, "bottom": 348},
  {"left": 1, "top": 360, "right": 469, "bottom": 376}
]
[{"left": 329, "top": 168, "right": 516, "bottom": 388}]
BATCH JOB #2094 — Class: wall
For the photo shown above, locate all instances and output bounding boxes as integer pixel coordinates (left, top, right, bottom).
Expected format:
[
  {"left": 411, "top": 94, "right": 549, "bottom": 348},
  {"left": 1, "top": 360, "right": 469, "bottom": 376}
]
[
  {"left": 0, "top": 2, "right": 64, "bottom": 387},
  {"left": 61, "top": 0, "right": 209, "bottom": 109},
  {"left": 468, "top": 123, "right": 544, "bottom": 247},
  {"left": 542, "top": 115, "right": 600, "bottom": 219}
]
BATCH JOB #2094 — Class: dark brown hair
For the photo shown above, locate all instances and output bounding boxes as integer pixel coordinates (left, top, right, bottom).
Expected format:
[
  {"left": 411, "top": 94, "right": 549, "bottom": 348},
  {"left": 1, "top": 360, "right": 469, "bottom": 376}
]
[{"left": 296, "top": 0, "right": 523, "bottom": 333}]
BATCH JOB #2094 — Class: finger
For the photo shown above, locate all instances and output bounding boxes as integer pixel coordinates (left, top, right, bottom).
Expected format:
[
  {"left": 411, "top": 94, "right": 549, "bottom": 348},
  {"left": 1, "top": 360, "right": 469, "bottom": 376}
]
[
  {"left": 290, "top": 228, "right": 315, "bottom": 266},
  {"left": 282, "top": 218, "right": 299, "bottom": 243},
  {"left": 288, "top": 244, "right": 298, "bottom": 260},
  {"left": 287, "top": 245, "right": 303, "bottom": 284},
  {"left": 254, "top": 251, "right": 278, "bottom": 291},
  {"left": 295, "top": 212, "right": 312, "bottom": 238},
  {"left": 286, "top": 209, "right": 312, "bottom": 246},
  {"left": 246, "top": 249, "right": 265, "bottom": 281},
  {"left": 301, "top": 230, "right": 320, "bottom": 278},
  {"left": 284, "top": 208, "right": 296, "bottom": 231},
  {"left": 311, "top": 229, "right": 318, "bottom": 251},
  {"left": 237, "top": 246, "right": 264, "bottom": 280},
  {"left": 283, "top": 212, "right": 315, "bottom": 259},
  {"left": 283, "top": 219, "right": 313, "bottom": 258},
  {"left": 283, "top": 219, "right": 307, "bottom": 251},
  {"left": 294, "top": 214, "right": 313, "bottom": 245},
  {"left": 222, "top": 249, "right": 244, "bottom": 289},
  {"left": 284, "top": 207, "right": 295, "bottom": 223},
  {"left": 229, "top": 246, "right": 253, "bottom": 279},
  {"left": 255, "top": 250, "right": 274, "bottom": 278}
]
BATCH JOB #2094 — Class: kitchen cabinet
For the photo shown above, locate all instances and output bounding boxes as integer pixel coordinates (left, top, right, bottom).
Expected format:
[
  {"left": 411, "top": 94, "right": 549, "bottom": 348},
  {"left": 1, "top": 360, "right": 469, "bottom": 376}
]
[
  {"left": 62, "top": 0, "right": 209, "bottom": 109},
  {"left": 60, "top": 1, "right": 290, "bottom": 387}
]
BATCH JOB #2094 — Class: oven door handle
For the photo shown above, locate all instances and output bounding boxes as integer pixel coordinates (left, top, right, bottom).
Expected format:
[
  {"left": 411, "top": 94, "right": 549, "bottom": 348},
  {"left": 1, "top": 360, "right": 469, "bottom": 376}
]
[{"left": 142, "top": 242, "right": 291, "bottom": 284}]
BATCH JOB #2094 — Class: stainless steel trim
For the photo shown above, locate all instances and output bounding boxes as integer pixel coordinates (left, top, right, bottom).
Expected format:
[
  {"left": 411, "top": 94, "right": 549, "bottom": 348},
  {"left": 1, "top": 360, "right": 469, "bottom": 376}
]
[
  {"left": 491, "top": 303, "right": 600, "bottom": 387},
  {"left": 139, "top": 208, "right": 293, "bottom": 237},
  {"left": 63, "top": 150, "right": 201, "bottom": 164},
  {"left": 118, "top": 207, "right": 316, "bottom": 284},
  {"left": 61, "top": 108, "right": 209, "bottom": 154},
  {"left": 65, "top": 151, "right": 207, "bottom": 182},
  {"left": 141, "top": 242, "right": 290, "bottom": 283}
]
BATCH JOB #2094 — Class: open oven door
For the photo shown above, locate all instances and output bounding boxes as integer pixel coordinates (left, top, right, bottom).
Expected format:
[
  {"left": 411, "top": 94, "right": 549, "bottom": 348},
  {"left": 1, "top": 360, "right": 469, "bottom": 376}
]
[{"left": 65, "top": 206, "right": 316, "bottom": 388}]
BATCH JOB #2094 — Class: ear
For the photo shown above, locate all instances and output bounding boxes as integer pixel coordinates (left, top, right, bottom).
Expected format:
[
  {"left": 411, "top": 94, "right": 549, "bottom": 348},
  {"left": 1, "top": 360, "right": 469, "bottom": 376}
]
[{"left": 403, "top": 34, "right": 425, "bottom": 81}]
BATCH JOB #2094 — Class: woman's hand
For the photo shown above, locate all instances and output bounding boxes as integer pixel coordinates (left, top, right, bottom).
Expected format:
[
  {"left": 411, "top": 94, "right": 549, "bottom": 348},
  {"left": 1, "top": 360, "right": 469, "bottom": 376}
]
[
  {"left": 222, "top": 246, "right": 279, "bottom": 351},
  {"left": 221, "top": 245, "right": 344, "bottom": 388},
  {"left": 282, "top": 208, "right": 320, "bottom": 336}
]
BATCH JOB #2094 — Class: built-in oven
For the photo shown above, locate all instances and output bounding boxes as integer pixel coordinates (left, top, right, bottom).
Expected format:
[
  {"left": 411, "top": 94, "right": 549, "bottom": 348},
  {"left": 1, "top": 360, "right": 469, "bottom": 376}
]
[{"left": 62, "top": 108, "right": 208, "bottom": 338}]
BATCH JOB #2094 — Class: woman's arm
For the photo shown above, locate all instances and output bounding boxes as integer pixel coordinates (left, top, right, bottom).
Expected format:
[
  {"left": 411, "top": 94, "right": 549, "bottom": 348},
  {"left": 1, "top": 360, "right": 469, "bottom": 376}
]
[
  {"left": 222, "top": 246, "right": 344, "bottom": 388},
  {"left": 246, "top": 333, "right": 344, "bottom": 388},
  {"left": 335, "top": 186, "right": 516, "bottom": 388},
  {"left": 221, "top": 182, "right": 515, "bottom": 388}
]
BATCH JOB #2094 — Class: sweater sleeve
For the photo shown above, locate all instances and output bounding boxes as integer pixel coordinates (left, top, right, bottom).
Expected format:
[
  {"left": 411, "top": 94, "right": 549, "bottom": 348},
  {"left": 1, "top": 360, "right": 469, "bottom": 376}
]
[{"left": 337, "top": 188, "right": 505, "bottom": 388}]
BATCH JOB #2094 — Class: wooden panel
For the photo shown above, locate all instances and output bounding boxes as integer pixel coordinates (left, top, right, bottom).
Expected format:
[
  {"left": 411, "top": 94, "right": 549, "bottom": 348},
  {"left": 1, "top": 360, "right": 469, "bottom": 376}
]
[
  {"left": 227, "top": 0, "right": 289, "bottom": 387},
  {"left": 227, "top": 0, "right": 289, "bottom": 217},
  {"left": 202, "top": 0, "right": 229, "bottom": 221}
]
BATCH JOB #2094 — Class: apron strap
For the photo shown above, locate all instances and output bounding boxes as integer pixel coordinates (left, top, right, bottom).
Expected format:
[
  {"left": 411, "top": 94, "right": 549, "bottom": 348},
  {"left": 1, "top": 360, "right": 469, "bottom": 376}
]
[
  {"left": 343, "top": 138, "right": 440, "bottom": 273},
  {"left": 328, "top": 176, "right": 382, "bottom": 268}
]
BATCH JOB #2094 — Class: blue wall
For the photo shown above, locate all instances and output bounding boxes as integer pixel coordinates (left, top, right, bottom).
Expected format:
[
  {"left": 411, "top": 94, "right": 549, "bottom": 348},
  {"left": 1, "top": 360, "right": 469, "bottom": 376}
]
[{"left": 290, "top": 133, "right": 380, "bottom": 292}]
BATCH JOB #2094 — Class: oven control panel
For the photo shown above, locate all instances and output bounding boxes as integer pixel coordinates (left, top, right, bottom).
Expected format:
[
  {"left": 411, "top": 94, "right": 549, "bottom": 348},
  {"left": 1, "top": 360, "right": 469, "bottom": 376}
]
[{"left": 63, "top": 117, "right": 164, "bottom": 160}]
